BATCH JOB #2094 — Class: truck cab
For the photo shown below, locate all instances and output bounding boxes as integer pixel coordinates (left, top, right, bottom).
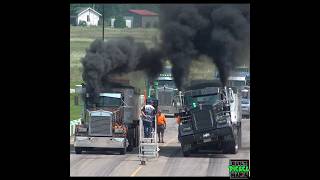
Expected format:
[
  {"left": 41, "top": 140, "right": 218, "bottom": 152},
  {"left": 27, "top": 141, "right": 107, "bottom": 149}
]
[
  {"left": 74, "top": 84, "right": 141, "bottom": 154},
  {"left": 175, "top": 80, "right": 242, "bottom": 156},
  {"left": 148, "top": 66, "right": 181, "bottom": 117}
]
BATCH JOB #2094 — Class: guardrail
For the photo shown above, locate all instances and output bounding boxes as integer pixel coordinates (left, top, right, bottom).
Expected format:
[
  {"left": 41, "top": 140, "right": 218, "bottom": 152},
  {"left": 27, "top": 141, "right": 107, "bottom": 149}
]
[{"left": 70, "top": 118, "right": 81, "bottom": 136}]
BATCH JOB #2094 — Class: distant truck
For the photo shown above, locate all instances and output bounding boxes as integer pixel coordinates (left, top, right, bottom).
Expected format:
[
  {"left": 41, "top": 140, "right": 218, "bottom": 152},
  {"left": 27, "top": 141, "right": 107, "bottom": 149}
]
[
  {"left": 240, "top": 86, "right": 250, "bottom": 118},
  {"left": 73, "top": 78, "right": 143, "bottom": 154},
  {"left": 175, "top": 80, "right": 242, "bottom": 156},
  {"left": 147, "top": 66, "right": 181, "bottom": 117}
]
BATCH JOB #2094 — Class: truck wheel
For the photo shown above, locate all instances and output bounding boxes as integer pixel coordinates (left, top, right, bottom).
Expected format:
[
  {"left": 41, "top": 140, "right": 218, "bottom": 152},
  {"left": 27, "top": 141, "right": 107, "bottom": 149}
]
[
  {"left": 75, "top": 147, "right": 82, "bottom": 154},
  {"left": 120, "top": 148, "right": 126, "bottom": 155},
  {"left": 181, "top": 144, "right": 191, "bottom": 157},
  {"left": 223, "top": 135, "right": 238, "bottom": 154},
  {"left": 183, "top": 151, "right": 190, "bottom": 157},
  {"left": 238, "top": 124, "right": 242, "bottom": 149},
  {"left": 126, "top": 145, "right": 133, "bottom": 152}
]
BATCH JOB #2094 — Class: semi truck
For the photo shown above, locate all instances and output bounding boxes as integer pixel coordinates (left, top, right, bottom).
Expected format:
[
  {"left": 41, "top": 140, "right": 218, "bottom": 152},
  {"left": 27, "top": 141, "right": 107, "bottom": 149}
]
[
  {"left": 73, "top": 78, "right": 144, "bottom": 154},
  {"left": 175, "top": 80, "right": 242, "bottom": 156},
  {"left": 146, "top": 66, "right": 181, "bottom": 117}
]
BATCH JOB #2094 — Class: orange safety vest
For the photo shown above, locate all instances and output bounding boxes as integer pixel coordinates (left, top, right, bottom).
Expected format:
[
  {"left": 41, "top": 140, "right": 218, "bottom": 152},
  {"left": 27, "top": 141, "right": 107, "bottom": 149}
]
[{"left": 157, "top": 114, "right": 166, "bottom": 126}]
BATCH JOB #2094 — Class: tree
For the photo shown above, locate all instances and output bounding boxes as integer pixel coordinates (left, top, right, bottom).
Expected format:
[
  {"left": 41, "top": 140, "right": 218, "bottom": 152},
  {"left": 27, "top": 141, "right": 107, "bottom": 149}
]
[{"left": 114, "top": 16, "right": 126, "bottom": 28}]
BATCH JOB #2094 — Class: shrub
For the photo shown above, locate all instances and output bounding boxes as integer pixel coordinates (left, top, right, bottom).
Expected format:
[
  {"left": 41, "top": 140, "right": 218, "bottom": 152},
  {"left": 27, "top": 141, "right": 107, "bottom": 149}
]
[{"left": 79, "top": 20, "right": 87, "bottom": 26}]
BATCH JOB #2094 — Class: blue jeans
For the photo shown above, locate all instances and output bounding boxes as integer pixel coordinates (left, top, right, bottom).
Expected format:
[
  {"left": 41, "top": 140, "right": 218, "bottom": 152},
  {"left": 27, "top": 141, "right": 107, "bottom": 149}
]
[{"left": 143, "top": 120, "right": 152, "bottom": 138}]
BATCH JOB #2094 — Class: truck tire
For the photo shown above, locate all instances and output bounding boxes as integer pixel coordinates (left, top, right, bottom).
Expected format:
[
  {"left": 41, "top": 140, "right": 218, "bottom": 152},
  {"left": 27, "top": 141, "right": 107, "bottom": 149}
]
[
  {"left": 183, "top": 151, "right": 190, "bottom": 157},
  {"left": 238, "top": 123, "right": 242, "bottom": 149},
  {"left": 181, "top": 144, "right": 191, "bottom": 157},
  {"left": 120, "top": 147, "right": 126, "bottom": 155},
  {"left": 223, "top": 140, "right": 238, "bottom": 154},
  {"left": 126, "top": 145, "right": 133, "bottom": 152},
  {"left": 223, "top": 134, "right": 239, "bottom": 154},
  {"left": 75, "top": 147, "right": 82, "bottom": 154}
]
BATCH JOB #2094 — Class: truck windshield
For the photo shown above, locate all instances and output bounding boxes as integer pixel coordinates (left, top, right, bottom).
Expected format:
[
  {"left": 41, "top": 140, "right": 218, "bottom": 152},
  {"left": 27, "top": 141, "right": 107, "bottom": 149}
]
[
  {"left": 97, "top": 96, "right": 121, "bottom": 107},
  {"left": 87, "top": 96, "right": 121, "bottom": 108},
  {"left": 184, "top": 94, "right": 220, "bottom": 108},
  {"left": 231, "top": 80, "right": 246, "bottom": 87},
  {"left": 158, "top": 80, "right": 176, "bottom": 89}
]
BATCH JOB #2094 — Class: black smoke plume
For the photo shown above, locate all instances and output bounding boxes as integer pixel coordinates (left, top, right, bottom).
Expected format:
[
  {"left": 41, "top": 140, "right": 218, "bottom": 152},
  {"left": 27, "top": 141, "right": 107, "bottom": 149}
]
[
  {"left": 81, "top": 37, "right": 164, "bottom": 101},
  {"left": 159, "top": 4, "right": 250, "bottom": 89},
  {"left": 81, "top": 4, "right": 250, "bottom": 97}
]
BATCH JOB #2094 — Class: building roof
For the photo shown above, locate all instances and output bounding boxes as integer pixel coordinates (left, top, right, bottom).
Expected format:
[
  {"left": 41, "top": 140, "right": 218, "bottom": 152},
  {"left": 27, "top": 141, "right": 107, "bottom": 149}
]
[
  {"left": 74, "top": 7, "right": 102, "bottom": 16},
  {"left": 128, "top": 9, "right": 158, "bottom": 16}
]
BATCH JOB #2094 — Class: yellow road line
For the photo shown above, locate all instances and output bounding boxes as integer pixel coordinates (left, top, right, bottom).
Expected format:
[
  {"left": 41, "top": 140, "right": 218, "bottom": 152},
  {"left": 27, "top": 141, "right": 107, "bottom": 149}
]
[
  {"left": 130, "top": 166, "right": 142, "bottom": 176},
  {"left": 130, "top": 135, "right": 177, "bottom": 176}
]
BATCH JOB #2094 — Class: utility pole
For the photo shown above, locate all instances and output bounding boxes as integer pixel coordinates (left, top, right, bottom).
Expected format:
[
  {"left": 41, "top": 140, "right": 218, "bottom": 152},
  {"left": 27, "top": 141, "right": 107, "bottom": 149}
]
[{"left": 102, "top": 4, "right": 104, "bottom": 41}]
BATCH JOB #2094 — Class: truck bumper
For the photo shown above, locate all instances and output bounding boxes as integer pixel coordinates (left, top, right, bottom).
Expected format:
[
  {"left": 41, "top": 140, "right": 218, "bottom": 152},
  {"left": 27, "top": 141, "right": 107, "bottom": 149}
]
[
  {"left": 242, "top": 109, "right": 250, "bottom": 116},
  {"left": 179, "top": 126, "right": 234, "bottom": 146},
  {"left": 74, "top": 136, "right": 128, "bottom": 148}
]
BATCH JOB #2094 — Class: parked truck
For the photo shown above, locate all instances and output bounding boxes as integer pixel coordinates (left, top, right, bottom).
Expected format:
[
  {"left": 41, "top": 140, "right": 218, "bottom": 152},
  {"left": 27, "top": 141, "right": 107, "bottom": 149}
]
[
  {"left": 73, "top": 78, "right": 144, "bottom": 154},
  {"left": 175, "top": 80, "right": 242, "bottom": 156}
]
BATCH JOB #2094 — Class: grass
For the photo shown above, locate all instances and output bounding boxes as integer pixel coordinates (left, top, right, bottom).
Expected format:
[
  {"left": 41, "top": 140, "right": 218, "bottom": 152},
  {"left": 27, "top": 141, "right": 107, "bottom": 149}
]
[{"left": 70, "top": 93, "right": 83, "bottom": 121}]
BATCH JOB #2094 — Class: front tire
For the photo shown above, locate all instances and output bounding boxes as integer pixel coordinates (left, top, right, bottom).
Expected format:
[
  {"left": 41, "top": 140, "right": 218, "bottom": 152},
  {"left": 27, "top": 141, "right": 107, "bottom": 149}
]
[
  {"left": 120, "top": 147, "right": 126, "bottom": 155},
  {"left": 181, "top": 144, "right": 191, "bottom": 157},
  {"left": 75, "top": 147, "right": 82, "bottom": 154},
  {"left": 223, "top": 133, "right": 239, "bottom": 154},
  {"left": 238, "top": 123, "right": 242, "bottom": 149},
  {"left": 126, "top": 145, "right": 133, "bottom": 152},
  {"left": 223, "top": 141, "right": 238, "bottom": 154}
]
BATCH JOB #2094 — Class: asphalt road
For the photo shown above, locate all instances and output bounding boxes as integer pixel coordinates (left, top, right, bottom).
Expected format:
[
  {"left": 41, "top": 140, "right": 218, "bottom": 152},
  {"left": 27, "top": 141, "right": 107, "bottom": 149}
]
[{"left": 70, "top": 117, "right": 250, "bottom": 177}]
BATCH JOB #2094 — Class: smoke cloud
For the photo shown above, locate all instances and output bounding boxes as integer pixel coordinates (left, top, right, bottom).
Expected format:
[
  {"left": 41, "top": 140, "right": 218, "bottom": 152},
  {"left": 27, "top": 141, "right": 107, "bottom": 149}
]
[
  {"left": 81, "top": 4, "right": 250, "bottom": 96},
  {"left": 159, "top": 4, "right": 250, "bottom": 89},
  {"left": 81, "top": 37, "right": 164, "bottom": 100}
]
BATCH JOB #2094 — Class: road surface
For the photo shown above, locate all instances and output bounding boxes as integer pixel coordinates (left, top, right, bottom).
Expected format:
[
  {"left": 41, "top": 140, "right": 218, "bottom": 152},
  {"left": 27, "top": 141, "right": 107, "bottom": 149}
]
[{"left": 70, "top": 117, "right": 250, "bottom": 176}]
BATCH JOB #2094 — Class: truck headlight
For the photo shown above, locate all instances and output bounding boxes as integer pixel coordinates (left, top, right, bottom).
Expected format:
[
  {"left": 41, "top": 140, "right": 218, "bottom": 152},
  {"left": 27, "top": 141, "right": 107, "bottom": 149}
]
[
  {"left": 182, "top": 127, "right": 192, "bottom": 132},
  {"left": 203, "top": 133, "right": 210, "bottom": 138},
  {"left": 216, "top": 116, "right": 227, "bottom": 124},
  {"left": 76, "top": 125, "right": 87, "bottom": 133}
]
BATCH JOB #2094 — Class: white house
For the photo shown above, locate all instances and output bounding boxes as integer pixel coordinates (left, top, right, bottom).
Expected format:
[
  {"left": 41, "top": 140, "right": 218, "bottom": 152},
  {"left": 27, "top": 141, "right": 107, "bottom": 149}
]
[{"left": 72, "top": 7, "right": 102, "bottom": 26}]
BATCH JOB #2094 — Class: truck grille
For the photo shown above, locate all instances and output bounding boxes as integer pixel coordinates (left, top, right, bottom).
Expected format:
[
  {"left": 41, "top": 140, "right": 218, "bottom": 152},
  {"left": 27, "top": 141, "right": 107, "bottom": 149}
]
[
  {"left": 158, "top": 91, "right": 173, "bottom": 106},
  {"left": 89, "top": 116, "right": 112, "bottom": 136},
  {"left": 193, "top": 109, "right": 215, "bottom": 131}
]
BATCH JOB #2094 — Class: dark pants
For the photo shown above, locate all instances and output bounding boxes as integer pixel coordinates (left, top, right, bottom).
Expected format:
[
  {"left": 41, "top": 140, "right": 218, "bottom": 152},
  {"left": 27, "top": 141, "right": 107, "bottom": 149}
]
[
  {"left": 143, "top": 120, "right": 152, "bottom": 138},
  {"left": 157, "top": 125, "right": 165, "bottom": 142}
]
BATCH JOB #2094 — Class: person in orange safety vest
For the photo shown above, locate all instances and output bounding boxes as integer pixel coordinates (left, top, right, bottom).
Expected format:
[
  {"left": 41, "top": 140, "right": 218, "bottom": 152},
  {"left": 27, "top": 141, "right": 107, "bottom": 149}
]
[{"left": 156, "top": 110, "right": 167, "bottom": 143}]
